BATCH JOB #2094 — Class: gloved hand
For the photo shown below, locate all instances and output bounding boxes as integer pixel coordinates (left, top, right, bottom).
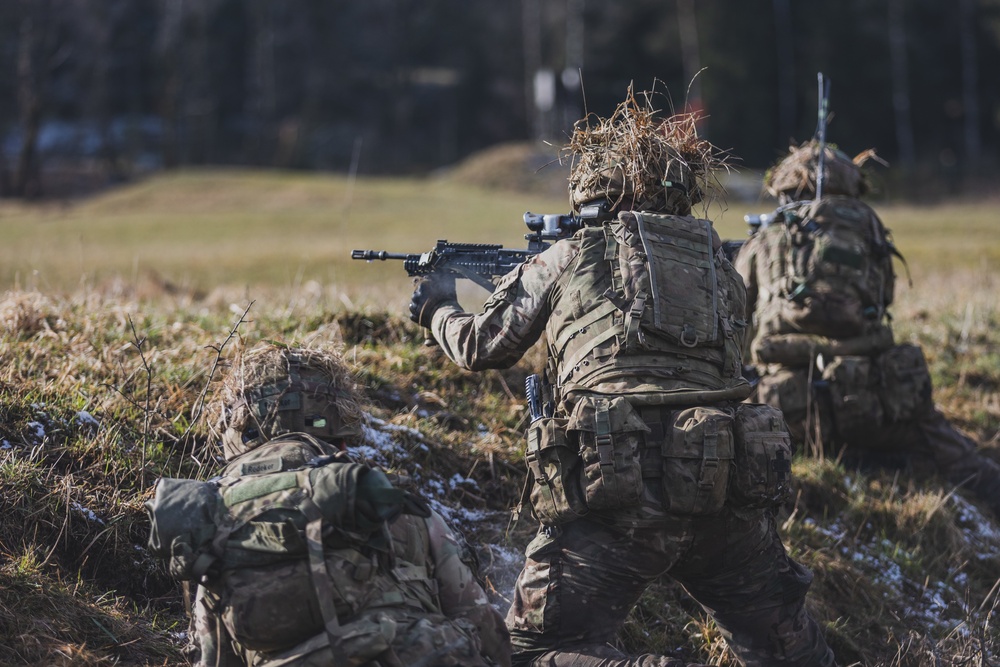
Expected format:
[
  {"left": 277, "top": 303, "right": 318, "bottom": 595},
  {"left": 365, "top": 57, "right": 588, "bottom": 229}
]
[{"left": 408, "top": 275, "right": 457, "bottom": 328}]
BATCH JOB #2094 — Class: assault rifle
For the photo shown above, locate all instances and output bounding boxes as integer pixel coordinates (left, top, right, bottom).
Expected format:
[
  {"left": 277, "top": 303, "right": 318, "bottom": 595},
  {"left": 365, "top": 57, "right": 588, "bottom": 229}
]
[
  {"left": 352, "top": 208, "right": 593, "bottom": 290},
  {"left": 721, "top": 211, "right": 774, "bottom": 263},
  {"left": 723, "top": 202, "right": 807, "bottom": 262}
]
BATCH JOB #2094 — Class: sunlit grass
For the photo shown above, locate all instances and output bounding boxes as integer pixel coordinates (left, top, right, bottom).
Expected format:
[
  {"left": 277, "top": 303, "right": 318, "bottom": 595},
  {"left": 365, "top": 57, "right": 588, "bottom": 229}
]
[{"left": 5, "top": 168, "right": 995, "bottom": 301}]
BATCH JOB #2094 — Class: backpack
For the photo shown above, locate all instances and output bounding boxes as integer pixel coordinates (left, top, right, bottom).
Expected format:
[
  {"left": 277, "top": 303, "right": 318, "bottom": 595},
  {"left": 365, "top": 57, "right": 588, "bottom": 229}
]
[
  {"left": 146, "top": 434, "right": 444, "bottom": 663},
  {"left": 766, "top": 196, "right": 898, "bottom": 338},
  {"left": 550, "top": 211, "right": 750, "bottom": 404}
]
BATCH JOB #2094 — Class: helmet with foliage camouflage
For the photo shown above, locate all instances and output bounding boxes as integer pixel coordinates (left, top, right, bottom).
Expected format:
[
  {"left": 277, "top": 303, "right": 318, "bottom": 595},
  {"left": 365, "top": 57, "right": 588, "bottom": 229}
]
[
  {"left": 566, "top": 86, "right": 725, "bottom": 218},
  {"left": 212, "top": 343, "right": 366, "bottom": 460},
  {"left": 765, "top": 139, "right": 877, "bottom": 200}
]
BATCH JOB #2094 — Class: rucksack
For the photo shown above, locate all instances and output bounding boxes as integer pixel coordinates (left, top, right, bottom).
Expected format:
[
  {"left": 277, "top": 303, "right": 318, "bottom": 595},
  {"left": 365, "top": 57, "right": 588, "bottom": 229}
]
[
  {"left": 146, "top": 434, "right": 437, "bottom": 662},
  {"left": 550, "top": 211, "right": 750, "bottom": 404},
  {"left": 766, "top": 195, "right": 898, "bottom": 339}
]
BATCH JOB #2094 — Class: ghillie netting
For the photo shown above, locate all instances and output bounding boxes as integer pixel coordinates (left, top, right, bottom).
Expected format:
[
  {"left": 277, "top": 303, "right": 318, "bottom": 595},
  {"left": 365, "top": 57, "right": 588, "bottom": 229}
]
[
  {"left": 765, "top": 138, "right": 883, "bottom": 199},
  {"left": 565, "top": 85, "right": 730, "bottom": 215},
  {"left": 210, "top": 342, "right": 368, "bottom": 457}
]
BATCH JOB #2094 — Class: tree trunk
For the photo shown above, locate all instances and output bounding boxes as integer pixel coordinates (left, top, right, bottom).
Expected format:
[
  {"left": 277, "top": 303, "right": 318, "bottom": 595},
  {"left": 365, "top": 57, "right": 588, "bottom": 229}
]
[
  {"left": 522, "top": 0, "right": 543, "bottom": 141},
  {"left": 14, "top": 16, "right": 43, "bottom": 198},
  {"left": 887, "top": 0, "right": 915, "bottom": 168},
  {"left": 773, "top": 0, "right": 795, "bottom": 144},
  {"left": 676, "top": 0, "right": 703, "bottom": 117},
  {"left": 959, "top": 0, "right": 981, "bottom": 168}
]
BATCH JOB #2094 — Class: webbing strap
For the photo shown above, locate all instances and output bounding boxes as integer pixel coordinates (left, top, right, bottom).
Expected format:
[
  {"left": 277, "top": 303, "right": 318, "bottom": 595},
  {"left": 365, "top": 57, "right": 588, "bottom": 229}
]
[
  {"left": 699, "top": 419, "right": 720, "bottom": 490},
  {"left": 298, "top": 472, "right": 351, "bottom": 665},
  {"left": 558, "top": 324, "right": 622, "bottom": 386},
  {"left": 594, "top": 400, "right": 613, "bottom": 467},
  {"left": 551, "top": 300, "right": 619, "bottom": 358},
  {"left": 605, "top": 225, "right": 621, "bottom": 294},
  {"left": 623, "top": 290, "right": 647, "bottom": 353},
  {"left": 594, "top": 399, "right": 621, "bottom": 503},
  {"left": 392, "top": 562, "right": 430, "bottom": 582}
]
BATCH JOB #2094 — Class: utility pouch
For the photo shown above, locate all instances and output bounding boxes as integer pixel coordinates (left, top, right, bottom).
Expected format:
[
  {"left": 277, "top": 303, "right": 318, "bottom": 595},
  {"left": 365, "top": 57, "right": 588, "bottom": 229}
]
[
  {"left": 661, "top": 407, "right": 734, "bottom": 515},
  {"left": 757, "top": 368, "right": 812, "bottom": 427},
  {"left": 221, "top": 558, "right": 329, "bottom": 652},
  {"left": 877, "top": 344, "right": 933, "bottom": 423},
  {"left": 730, "top": 403, "right": 793, "bottom": 509},
  {"left": 821, "top": 356, "right": 883, "bottom": 441},
  {"left": 568, "top": 396, "right": 649, "bottom": 512},
  {"left": 524, "top": 417, "right": 588, "bottom": 526}
]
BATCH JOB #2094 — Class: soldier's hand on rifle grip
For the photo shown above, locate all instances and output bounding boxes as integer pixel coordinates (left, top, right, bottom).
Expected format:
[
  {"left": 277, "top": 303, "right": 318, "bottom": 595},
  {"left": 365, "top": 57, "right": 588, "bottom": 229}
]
[{"left": 409, "top": 275, "right": 457, "bottom": 331}]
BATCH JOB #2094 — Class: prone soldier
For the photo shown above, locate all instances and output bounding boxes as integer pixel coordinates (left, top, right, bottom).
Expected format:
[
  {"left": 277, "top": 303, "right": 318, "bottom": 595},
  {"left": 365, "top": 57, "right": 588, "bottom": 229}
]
[{"left": 146, "top": 343, "right": 511, "bottom": 667}]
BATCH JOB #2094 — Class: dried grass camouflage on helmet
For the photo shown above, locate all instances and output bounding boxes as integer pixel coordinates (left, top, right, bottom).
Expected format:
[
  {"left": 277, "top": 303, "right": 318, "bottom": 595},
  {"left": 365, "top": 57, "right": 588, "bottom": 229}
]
[
  {"left": 211, "top": 342, "right": 367, "bottom": 459},
  {"left": 764, "top": 139, "right": 880, "bottom": 199},
  {"left": 565, "top": 86, "right": 729, "bottom": 216}
]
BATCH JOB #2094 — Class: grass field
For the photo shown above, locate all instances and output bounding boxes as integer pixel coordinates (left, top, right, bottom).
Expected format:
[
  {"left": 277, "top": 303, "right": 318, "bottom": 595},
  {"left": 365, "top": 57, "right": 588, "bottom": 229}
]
[
  {"left": 1, "top": 169, "right": 999, "bottom": 666},
  {"left": 2, "top": 168, "right": 997, "bottom": 302}
]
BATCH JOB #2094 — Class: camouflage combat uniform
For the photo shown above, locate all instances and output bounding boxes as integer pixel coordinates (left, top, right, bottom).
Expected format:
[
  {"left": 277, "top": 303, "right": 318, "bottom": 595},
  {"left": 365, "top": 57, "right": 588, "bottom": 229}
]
[
  {"left": 736, "top": 215, "right": 1000, "bottom": 514},
  {"left": 187, "top": 439, "right": 511, "bottom": 667},
  {"left": 427, "top": 214, "right": 836, "bottom": 667}
]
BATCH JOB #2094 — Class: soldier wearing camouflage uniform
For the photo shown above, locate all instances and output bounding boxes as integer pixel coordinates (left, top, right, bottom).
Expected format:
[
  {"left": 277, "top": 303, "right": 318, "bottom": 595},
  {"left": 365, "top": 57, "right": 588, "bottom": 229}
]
[
  {"left": 409, "top": 92, "right": 836, "bottom": 667},
  {"left": 735, "top": 140, "right": 1000, "bottom": 516},
  {"left": 149, "top": 343, "right": 510, "bottom": 667}
]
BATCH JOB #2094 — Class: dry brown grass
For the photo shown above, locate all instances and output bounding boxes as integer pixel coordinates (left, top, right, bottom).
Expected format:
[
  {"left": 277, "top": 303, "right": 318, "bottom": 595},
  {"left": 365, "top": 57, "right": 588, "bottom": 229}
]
[
  {"left": 565, "top": 85, "right": 730, "bottom": 213},
  {"left": 0, "top": 171, "right": 998, "bottom": 665}
]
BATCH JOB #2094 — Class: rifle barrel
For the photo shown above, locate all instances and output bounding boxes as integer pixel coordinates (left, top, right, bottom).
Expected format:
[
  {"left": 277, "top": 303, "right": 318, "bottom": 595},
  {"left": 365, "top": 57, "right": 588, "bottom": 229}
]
[{"left": 352, "top": 250, "right": 409, "bottom": 261}]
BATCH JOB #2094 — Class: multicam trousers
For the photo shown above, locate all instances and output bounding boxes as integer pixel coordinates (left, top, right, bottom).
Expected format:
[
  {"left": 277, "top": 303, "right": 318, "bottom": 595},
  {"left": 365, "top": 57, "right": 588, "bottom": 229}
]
[{"left": 506, "top": 509, "right": 836, "bottom": 667}]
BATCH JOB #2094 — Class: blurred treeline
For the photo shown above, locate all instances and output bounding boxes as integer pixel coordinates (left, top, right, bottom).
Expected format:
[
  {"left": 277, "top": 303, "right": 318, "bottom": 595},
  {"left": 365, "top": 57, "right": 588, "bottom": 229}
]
[{"left": 1, "top": 0, "right": 997, "bottom": 199}]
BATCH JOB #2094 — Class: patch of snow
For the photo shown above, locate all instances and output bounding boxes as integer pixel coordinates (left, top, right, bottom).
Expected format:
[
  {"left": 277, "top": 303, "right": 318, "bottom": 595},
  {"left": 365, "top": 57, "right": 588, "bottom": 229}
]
[
  {"left": 449, "top": 473, "right": 479, "bottom": 490},
  {"left": 71, "top": 502, "right": 105, "bottom": 525},
  {"left": 947, "top": 495, "right": 1000, "bottom": 568},
  {"left": 427, "top": 497, "right": 498, "bottom": 528},
  {"left": 75, "top": 411, "right": 100, "bottom": 428},
  {"left": 26, "top": 421, "right": 46, "bottom": 442},
  {"left": 1, "top": 440, "right": 10, "bottom": 450},
  {"left": 424, "top": 479, "right": 445, "bottom": 496}
]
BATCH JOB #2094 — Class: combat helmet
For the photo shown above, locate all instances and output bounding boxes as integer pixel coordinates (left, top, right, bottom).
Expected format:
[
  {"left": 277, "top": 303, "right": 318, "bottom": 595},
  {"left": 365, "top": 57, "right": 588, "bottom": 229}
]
[
  {"left": 213, "top": 343, "right": 366, "bottom": 460},
  {"left": 566, "top": 86, "right": 724, "bottom": 219},
  {"left": 765, "top": 139, "right": 876, "bottom": 201}
]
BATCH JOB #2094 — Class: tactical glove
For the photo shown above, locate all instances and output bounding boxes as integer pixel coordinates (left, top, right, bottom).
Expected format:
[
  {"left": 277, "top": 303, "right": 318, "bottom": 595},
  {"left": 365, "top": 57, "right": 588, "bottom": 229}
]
[{"left": 409, "top": 275, "right": 457, "bottom": 329}]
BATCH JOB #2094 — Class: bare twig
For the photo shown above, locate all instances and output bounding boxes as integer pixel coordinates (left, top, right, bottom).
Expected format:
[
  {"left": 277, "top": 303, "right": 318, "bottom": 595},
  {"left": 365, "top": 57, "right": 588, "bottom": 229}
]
[
  {"left": 127, "top": 315, "right": 154, "bottom": 492},
  {"left": 176, "top": 300, "right": 255, "bottom": 475}
]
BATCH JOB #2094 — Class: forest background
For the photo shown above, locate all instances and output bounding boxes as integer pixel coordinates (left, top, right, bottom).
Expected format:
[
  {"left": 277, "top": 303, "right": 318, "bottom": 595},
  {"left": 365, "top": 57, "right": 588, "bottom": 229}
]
[{"left": 1, "top": 0, "right": 999, "bottom": 201}]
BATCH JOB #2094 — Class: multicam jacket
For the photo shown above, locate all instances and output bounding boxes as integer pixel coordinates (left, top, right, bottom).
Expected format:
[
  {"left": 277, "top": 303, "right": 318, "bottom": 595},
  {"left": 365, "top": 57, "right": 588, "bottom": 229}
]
[{"left": 430, "top": 211, "right": 751, "bottom": 412}]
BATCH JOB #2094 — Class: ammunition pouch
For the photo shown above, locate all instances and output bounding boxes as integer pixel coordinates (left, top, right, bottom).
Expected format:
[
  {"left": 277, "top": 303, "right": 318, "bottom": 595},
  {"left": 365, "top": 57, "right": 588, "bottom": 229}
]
[
  {"left": 660, "top": 406, "right": 734, "bottom": 515},
  {"left": 877, "top": 343, "right": 933, "bottom": 423},
  {"left": 524, "top": 417, "right": 588, "bottom": 526},
  {"left": 821, "top": 356, "right": 884, "bottom": 442},
  {"left": 523, "top": 395, "right": 796, "bottom": 523},
  {"left": 568, "top": 396, "right": 648, "bottom": 513},
  {"left": 756, "top": 343, "right": 934, "bottom": 448},
  {"left": 730, "top": 403, "right": 793, "bottom": 509},
  {"left": 756, "top": 367, "right": 831, "bottom": 445}
]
